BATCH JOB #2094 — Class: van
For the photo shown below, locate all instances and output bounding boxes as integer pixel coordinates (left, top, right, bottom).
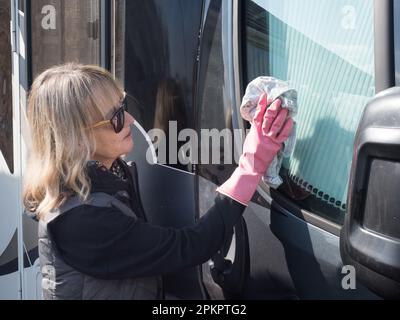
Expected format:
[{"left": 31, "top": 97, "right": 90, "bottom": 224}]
[{"left": 0, "top": 0, "right": 398, "bottom": 299}]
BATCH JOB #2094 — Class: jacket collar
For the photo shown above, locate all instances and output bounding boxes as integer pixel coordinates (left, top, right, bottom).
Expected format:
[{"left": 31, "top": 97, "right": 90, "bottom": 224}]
[{"left": 86, "top": 158, "right": 130, "bottom": 195}]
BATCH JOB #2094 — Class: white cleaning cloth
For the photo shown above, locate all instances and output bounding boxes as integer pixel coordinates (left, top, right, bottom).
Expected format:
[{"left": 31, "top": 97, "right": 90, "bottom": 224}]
[{"left": 240, "top": 77, "right": 297, "bottom": 189}]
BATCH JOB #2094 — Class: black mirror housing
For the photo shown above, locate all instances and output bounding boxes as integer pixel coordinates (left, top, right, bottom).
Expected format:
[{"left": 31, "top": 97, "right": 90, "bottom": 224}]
[{"left": 341, "top": 87, "right": 400, "bottom": 299}]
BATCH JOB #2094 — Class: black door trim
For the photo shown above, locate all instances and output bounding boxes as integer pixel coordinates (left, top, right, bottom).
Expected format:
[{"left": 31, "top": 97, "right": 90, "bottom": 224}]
[{"left": 375, "top": 0, "right": 395, "bottom": 92}]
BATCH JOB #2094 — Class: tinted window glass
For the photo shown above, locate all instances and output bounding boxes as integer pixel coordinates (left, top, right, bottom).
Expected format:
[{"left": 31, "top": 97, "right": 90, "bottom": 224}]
[
  {"left": 124, "top": 0, "right": 203, "bottom": 172},
  {"left": 0, "top": 0, "right": 13, "bottom": 173},
  {"left": 19, "top": 0, "right": 25, "bottom": 12},
  {"left": 243, "top": 0, "right": 375, "bottom": 224},
  {"left": 197, "top": 0, "right": 236, "bottom": 185},
  {"left": 30, "top": 0, "right": 101, "bottom": 79}
]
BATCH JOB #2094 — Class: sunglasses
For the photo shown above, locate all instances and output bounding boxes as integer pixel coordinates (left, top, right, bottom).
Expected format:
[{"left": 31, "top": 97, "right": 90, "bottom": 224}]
[{"left": 90, "top": 95, "right": 128, "bottom": 133}]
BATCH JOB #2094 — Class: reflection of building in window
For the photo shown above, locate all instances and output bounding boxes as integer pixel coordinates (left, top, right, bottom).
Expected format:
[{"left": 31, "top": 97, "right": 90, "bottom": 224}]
[
  {"left": 30, "top": 0, "right": 101, "bottom": 79},
  {"left": 0, "top": 0, "right": 13, "bottom": 173}
]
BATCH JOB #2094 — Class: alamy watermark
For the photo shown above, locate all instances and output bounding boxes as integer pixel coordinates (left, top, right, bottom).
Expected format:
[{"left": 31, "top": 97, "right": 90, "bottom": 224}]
[
  {"left": 341, "top": 5, "right": 357, "bottom": 30},
  {"left": 341, "top": 265, "right": 356, "bottom": 290},
  {"left": 145, "top": 121, "right": 250, "bottom": 166}
]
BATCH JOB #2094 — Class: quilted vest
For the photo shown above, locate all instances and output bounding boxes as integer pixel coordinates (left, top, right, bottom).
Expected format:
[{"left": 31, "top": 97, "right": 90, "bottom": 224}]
[{"left": 38, "top": 192, "right": 162, "bottom": 300}]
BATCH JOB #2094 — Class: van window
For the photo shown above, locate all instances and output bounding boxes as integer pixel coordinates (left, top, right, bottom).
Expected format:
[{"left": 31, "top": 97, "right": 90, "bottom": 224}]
[
  {"left": 18, "top": 0, "right": 24, "bottom": 12},
  {"left": 197, "top": 0, "right": 236, "bottom": 184},
  {"left": 243, "top": 0, "right": 375, "bottom": 224},
  {"left": 0, "top": 0, "right": 14, "bottom": 173},
  {"left": 124, "top": 0, "right": 203, "bottom": 172},
  {"left": 30, "top": 0, "right": 101, "bottom": 79}
]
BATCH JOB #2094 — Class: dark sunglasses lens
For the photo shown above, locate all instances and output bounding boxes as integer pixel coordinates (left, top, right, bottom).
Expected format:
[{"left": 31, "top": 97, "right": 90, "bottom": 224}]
[{"left": 111, "top": 107, "right": 125, "bottom": 133}]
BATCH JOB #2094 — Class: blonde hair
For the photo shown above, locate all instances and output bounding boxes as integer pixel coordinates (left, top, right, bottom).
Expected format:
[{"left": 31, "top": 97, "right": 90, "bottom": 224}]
[{"left": 23, "top": 63, "right": 124, "bottom": 219}]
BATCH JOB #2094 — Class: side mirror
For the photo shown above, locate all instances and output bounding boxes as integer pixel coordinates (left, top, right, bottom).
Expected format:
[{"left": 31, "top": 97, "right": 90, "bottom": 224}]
[{"left": 341, "top": 87, "right": 400, "bottom": 299}]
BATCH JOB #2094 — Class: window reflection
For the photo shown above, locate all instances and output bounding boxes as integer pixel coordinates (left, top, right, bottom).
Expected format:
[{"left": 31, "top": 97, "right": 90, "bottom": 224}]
[
  {"left": 124, "top": 0, "right": 202, "bottom": 172},
  {"left": 198, "top": 0, "right": 236, "bottom": 185},
  {"left": 153, "top": 78, "right": 188, "bottom": 171}
]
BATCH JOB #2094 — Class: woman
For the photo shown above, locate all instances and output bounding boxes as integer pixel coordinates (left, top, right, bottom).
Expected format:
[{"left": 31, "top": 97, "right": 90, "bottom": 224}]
[{"left": 23, "top": 63, "right": 293, "bottom": 300}]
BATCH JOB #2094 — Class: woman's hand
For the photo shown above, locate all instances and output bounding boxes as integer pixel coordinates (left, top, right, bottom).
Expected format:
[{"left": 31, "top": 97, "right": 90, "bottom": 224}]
[
  {"left": 244, "top": 93, "right": 293, "bottom": 174},
  {"left": 217, "top": 93, "right": 294, "bottom": 206}
]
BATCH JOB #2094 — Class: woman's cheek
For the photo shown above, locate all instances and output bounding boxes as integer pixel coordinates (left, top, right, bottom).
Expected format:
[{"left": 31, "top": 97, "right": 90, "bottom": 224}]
[{"left": 123, "top": 136, "right": 134, "bottom": 154}]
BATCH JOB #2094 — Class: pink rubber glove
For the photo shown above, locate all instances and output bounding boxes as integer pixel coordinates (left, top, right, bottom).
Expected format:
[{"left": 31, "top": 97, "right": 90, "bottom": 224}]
[{"left": 217, "top": 93, "right": 294, "bottom": 206}]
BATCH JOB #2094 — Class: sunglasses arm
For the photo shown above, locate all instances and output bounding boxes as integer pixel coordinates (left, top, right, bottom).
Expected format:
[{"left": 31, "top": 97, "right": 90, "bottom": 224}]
[{"left": 87, "top": 120, "right": 110, "bottom": 130}]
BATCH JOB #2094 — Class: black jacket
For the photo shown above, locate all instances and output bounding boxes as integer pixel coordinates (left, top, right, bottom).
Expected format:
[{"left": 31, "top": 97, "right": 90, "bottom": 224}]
[{"left": 47, "top": 160, "right": 245, "bottom": 280}]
